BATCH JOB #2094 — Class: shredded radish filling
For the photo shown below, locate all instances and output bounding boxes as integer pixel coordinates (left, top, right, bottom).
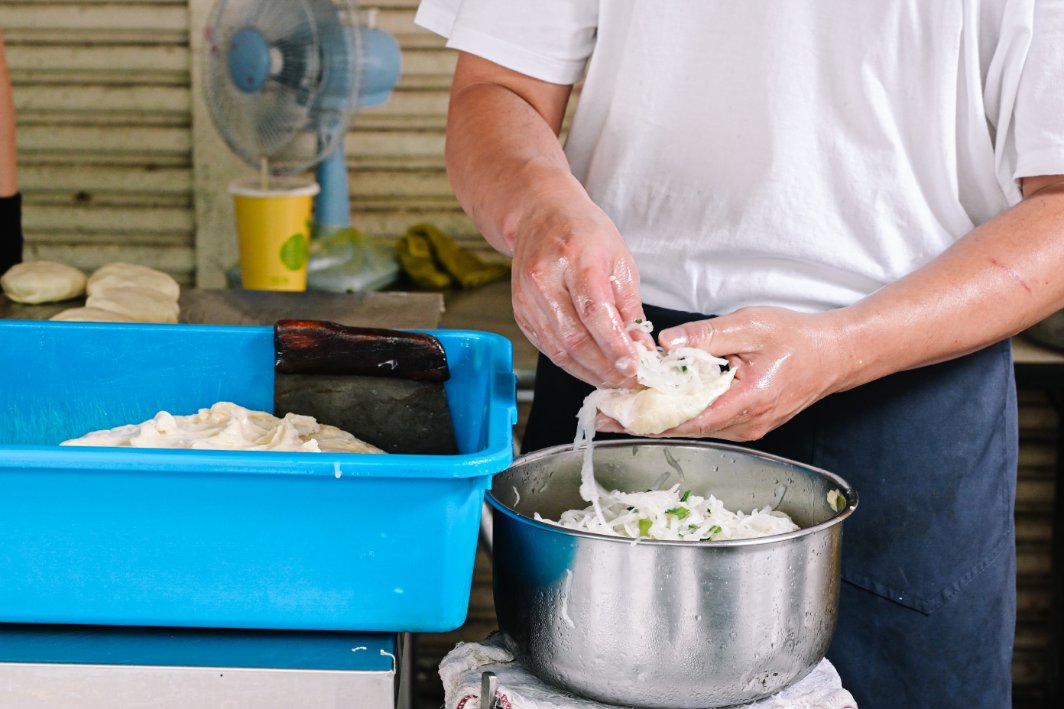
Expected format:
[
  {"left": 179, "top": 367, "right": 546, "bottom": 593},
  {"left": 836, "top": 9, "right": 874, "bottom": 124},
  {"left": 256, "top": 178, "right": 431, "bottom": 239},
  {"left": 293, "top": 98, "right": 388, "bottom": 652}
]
[
  {"left": 539, "top": 320, "right": 798, "bottom": 541},
  {"left": 535, "top": 484, "right": 798, "bottom": 541}
]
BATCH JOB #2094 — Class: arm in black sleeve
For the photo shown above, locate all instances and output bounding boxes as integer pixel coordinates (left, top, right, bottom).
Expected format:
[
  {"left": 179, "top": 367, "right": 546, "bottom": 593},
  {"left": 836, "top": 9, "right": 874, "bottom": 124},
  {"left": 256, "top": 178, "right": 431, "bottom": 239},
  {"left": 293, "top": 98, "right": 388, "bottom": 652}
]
[{"left": 0, "top": 191, "right": 22, "bottom": 274}]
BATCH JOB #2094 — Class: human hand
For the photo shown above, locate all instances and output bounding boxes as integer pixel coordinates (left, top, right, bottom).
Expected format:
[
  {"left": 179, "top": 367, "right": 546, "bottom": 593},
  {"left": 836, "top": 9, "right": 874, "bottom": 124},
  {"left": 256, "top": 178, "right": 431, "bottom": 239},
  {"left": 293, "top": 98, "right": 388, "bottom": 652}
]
[
  {"left": 597, "top": 306, "right": 851, "bottom": 441},
  {"left": 510, "top": 197, "right": 652, "bottom": 387}
]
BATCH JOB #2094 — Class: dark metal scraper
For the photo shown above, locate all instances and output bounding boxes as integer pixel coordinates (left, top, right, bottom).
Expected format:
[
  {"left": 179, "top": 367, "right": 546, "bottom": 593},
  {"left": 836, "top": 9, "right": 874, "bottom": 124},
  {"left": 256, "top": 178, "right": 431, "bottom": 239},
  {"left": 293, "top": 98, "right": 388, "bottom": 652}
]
[{"left": 273, "top": 319, "right": 457, "bottom": 454}]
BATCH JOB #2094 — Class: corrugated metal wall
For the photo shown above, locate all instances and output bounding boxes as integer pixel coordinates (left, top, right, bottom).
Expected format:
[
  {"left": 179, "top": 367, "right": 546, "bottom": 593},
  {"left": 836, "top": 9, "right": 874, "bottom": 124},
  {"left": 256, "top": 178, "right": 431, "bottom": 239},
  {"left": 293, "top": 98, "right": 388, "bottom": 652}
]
[
  {"left": 2, "top": 0, "right": 196, "bottom": 282},
  {"left": 2, "top": 0, "right": 483, "bottom": 288},
  {"left": 1016, "top": 389, "right": 1058, "bottom": 708}
]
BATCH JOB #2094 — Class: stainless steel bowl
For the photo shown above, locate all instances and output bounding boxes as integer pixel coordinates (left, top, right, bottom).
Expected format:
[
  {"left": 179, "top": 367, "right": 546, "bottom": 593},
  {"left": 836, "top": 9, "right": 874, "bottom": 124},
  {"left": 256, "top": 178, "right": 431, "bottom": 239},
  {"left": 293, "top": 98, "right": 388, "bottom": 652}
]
[{"left": 487, "top": 439, "right": 858, "bottom": 708}]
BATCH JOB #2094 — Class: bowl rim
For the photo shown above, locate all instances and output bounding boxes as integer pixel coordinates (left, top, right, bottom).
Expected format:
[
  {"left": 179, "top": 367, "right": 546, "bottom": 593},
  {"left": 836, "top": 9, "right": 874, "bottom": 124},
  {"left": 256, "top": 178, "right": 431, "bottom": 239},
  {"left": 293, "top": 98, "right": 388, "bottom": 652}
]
[{"left": 487, "top": 438, "right": 859, "bottom": 548}]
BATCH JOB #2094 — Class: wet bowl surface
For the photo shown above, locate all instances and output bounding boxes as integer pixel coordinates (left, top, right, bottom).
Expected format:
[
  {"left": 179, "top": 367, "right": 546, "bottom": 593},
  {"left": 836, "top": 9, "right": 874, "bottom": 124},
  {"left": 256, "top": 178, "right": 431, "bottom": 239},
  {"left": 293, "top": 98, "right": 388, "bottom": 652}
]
[{"left": 487, "top": 439, "right": 858, "bottom": 708}]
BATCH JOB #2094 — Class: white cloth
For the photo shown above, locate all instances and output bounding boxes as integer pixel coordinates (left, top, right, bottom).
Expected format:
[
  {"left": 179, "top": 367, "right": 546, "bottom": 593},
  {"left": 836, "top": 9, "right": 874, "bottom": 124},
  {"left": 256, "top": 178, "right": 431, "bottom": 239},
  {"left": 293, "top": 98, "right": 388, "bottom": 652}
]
[
  {"left": 440, "top": 634, "right": 857, "bottom": 709},
  {"left": 417, "top": 0, "right": 1064, "bottom": 315}
]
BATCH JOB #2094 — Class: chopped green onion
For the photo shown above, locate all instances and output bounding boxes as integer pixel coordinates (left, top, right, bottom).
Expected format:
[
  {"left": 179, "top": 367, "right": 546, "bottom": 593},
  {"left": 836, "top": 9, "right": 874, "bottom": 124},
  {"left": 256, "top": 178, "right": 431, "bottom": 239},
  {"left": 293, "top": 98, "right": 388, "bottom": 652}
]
[
  {"left": 638, "top": 519, "right": 652, "bottom": 537},
  {"left": 703, "top": 525, "right": 722, "bottom": 540},
  {"left": 666, "top": 506, "right": 691, "bottom": 520},
  {"left": 680, "top": 490, "right": 691, "bottom": 502}
]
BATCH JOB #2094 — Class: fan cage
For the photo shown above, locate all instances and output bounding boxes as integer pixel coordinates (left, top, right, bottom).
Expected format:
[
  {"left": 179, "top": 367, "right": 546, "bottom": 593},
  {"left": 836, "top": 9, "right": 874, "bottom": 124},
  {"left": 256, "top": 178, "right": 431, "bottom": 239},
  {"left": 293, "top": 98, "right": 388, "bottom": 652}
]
[{"left": 202, "top": 0, "right": 363, "bottom": 175}]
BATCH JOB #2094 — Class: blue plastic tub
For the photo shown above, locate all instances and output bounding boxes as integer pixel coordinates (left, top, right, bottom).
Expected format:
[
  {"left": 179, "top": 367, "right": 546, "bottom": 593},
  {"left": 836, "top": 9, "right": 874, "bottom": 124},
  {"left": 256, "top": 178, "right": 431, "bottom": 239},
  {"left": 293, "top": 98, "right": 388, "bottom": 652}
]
[{"left": 0, "top": 320, "right": 516, "bottom": 632}]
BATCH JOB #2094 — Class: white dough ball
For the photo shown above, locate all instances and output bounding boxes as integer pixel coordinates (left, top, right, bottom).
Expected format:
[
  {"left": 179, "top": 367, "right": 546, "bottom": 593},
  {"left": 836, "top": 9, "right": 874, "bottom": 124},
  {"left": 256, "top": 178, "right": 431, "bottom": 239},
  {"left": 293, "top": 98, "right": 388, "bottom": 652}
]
[
  {"left": 86, "top": 286, "right": 180, "bottom": 324},
  {"left": 50, "top": 306, "right": 137, "bottom": 323},
  {"left": 87, "top": 262, "right": 180, "bottom": 300},
  {"left": 1, "top": 261, "right": 87, "bottom": 304}
]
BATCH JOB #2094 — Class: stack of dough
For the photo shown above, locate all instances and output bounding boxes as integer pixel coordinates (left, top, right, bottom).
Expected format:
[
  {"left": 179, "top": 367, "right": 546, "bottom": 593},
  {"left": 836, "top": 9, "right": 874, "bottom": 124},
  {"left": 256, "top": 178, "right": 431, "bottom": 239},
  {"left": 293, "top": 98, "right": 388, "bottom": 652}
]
[
  {"left": 61, "top": 401, "right": 383, "bottom": 454},
  {"left": 52, "top": 262, "right": 181, "bottom": 324},
  {"left": 1, "top": 261, "right": 88, "bottom": 304}
]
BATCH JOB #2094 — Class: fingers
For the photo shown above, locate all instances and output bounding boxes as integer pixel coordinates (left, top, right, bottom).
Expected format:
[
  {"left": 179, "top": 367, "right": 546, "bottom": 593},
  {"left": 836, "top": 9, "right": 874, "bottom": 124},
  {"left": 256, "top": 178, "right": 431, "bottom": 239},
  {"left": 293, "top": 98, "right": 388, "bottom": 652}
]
[
  {"left": 658, "top": 319, "right": 716, "bottom": 352},
  {"left": 514, "top": 272, "right": 631, "bottom": 387},
  {"left": 514, "top": 257, "right": 644, "bottom": 388},
  {"left": 659, "top": 312, "right": 762, "bottom": 357},
  {"left": 562, "top": 260, "right": 642, "bottom": 385},
  {"left": 508, "top": 203, "right": 648, "bottom": 388},
  {"left": 608, "top": 259, "right": 655, "bottom": 349}
]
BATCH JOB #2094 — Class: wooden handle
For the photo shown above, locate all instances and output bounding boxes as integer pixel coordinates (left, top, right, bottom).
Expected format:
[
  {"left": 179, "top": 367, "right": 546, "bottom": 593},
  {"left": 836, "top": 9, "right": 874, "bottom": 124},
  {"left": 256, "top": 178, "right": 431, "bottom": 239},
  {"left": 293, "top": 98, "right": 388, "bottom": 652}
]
[{"left": 274, "top": 319, "right": 449, "bottom": 382}]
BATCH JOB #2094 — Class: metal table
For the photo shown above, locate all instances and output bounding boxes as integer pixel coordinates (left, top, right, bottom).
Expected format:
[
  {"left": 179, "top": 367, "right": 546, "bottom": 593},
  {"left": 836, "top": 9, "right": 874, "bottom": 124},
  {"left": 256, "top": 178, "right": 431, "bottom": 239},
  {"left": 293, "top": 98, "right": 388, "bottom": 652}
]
[{"left": 0, "top": 625, "right": 408, "bottom": 708}]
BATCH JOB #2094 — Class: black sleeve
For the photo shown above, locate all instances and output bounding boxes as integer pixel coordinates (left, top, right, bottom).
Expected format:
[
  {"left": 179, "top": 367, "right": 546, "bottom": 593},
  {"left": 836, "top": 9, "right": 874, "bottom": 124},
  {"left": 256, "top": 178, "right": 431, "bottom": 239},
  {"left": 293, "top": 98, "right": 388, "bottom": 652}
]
[{"left": 0, "top": 191, "right": 23, "bottom": 274}]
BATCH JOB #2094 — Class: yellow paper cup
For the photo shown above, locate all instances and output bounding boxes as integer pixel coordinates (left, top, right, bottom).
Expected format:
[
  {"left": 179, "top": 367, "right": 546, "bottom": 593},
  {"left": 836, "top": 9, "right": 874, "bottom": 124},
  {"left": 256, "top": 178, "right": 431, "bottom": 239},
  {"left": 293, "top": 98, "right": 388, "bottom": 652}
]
[{"left": 229, "top": 177, "right": 320, "bottom": 291}]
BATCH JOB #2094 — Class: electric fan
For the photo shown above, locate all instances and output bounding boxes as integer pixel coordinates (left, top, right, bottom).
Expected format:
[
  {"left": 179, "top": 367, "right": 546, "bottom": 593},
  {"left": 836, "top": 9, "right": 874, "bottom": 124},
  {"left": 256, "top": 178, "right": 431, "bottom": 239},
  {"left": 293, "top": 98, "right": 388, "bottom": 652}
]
[{"left": 202, "top": 0, "right": 401, "bottom": 238}]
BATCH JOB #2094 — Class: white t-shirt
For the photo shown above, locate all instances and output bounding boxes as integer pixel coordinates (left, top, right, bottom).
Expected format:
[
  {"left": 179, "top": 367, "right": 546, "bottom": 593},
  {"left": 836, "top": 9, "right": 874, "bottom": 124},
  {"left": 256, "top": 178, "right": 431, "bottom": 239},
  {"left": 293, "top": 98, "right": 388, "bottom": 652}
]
[{"left": 417, "top": 0, "right": 1064, "bottom": 315}]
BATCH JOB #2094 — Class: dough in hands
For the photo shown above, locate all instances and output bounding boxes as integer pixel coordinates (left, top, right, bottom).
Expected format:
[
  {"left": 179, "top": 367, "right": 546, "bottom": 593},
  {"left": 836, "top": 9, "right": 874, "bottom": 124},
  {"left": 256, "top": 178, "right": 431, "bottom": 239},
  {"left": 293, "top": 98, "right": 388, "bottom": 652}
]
[
  {"left": 86, "top": 286, "right": 180, "bottom": 324},
  {"left": 87, "top": 262, "right": 180, "bottom": 300},
  {"left": 1, "top": 261, "right": 87, "bottom": 304},
  {"left": 596, "top": 368, "right": 736, "bottom": 435},
  {"left": 50, "top": 306, "right": 137, "bottom": 323},
  {"left": 592, "top": 339, "right": 736, "bottom": 436}
]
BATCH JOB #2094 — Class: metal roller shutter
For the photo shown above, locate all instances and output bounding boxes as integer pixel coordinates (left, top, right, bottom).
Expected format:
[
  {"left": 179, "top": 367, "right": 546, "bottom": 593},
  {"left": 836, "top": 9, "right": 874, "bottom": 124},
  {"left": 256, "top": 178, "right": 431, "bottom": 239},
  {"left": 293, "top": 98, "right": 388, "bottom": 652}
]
[{"left": 2, "top": 0, "right": 195, "bottom": 282}]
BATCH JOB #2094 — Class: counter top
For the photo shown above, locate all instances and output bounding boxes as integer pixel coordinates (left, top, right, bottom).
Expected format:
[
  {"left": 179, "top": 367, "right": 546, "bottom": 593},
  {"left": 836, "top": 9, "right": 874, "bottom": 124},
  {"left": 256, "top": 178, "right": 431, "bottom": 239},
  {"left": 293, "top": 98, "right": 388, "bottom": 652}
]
[
  {"left": 0, "top": 288, "right": 445, "bottom": 330},
  {"left": 6, "top": 280, "right": 1060, "bottom": 389}
]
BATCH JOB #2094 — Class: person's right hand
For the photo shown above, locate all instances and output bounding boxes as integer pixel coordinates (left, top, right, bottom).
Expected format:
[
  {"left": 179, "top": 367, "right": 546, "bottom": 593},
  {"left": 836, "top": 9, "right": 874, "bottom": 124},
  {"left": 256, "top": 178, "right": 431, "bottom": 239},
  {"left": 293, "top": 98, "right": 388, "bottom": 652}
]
[{"left": 509, "top": 194, "right": 650, "bottom": 388}]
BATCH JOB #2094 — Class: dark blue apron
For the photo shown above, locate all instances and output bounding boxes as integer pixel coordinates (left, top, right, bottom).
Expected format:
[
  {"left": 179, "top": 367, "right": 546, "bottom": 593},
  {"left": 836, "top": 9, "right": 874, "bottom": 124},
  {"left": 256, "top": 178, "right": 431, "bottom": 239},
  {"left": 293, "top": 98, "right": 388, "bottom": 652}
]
[{"left": 521, "top": 303, "right": 1018, "bottom": 709}]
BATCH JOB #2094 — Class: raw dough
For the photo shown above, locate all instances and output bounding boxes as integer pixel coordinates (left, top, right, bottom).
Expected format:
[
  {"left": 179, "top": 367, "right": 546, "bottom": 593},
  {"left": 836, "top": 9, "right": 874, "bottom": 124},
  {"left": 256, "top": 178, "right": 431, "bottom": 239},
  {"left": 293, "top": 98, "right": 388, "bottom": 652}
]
[
  {"left": 61, "top": 401, "right": 383, "bottom": 454},
  {"left": 86, "top": 286, "right": 180, "bottom": 324},
  {"left": 596, "top": 367, "right": 736, "bottom": 435},
  {"left": 591, "top": 336, "right": 736, "bottom": 436},
  {"left": 50, "top": 306, "right": 137, "bottom": 323},
  {"left": 87, "top": 262, "right": 180, "bottom": 300},
  {"left": 0, "top": 261, "right": 87, "bottom": 304}
]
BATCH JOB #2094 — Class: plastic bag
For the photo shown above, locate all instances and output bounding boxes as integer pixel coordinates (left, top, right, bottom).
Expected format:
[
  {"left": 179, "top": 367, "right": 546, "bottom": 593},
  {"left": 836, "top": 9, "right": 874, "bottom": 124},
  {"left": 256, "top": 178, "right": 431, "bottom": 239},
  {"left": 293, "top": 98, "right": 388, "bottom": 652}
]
[{"left": 307, "top": 227, "right": 400, "bottom": 293}]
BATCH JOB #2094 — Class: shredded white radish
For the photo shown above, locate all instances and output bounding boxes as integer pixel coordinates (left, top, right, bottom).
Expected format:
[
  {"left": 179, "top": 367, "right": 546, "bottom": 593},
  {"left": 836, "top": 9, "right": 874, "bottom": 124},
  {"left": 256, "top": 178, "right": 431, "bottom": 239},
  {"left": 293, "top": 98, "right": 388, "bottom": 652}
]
[
  {"left": 537, "top": 320, "right": 798, "bottom": 541},
  {"left": 536, "top": 483, "right": 798, "bottom": 541},
  {"left": 634, "top": 342, "right": 727, "bottom": 394},
  {"left": 575, "top": 388, "right": 612, "bottom": 532}
]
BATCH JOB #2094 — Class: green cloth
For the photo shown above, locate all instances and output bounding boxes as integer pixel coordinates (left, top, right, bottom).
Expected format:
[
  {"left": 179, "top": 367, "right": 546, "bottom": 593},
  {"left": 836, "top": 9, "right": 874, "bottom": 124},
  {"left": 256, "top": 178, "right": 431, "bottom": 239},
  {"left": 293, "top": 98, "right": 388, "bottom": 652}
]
[{"left": 398, "top": 223, "right": 509, "bottom": 289}]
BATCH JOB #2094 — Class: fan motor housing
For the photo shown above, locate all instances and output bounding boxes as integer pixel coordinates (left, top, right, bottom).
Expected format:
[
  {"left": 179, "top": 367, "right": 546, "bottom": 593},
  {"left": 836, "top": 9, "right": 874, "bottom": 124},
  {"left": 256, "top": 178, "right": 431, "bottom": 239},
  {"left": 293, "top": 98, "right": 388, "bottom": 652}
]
[{"left": 228, "top": 27, "right": 272, "bottom": 93}]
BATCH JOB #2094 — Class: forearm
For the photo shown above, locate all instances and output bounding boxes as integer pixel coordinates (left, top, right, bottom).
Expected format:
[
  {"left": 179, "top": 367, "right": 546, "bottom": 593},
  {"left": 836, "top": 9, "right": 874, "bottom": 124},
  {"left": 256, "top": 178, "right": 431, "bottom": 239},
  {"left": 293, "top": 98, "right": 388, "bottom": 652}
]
[
  {"left": 832, "top": 179, "right": 1064, "bottom": 390},
  {"left": 442, "top": 54, "right": 647, "bottom": 387},
  {"left": 444, "top": 56, "right": 587, "bottom": 256}
]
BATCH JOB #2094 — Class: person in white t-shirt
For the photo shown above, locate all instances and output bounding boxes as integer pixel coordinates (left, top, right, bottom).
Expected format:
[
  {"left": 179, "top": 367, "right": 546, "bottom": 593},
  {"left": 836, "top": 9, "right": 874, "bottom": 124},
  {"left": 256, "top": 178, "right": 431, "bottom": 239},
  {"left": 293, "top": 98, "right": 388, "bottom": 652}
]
[{"left": 418, "top": 2, "right": 1064, "bottom": 706}]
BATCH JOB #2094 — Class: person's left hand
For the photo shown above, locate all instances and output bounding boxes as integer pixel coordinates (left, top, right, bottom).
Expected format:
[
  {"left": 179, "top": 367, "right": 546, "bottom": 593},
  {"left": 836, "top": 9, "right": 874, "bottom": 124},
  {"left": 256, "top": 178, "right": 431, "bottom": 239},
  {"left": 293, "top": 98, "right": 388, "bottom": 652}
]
[{"left": 596, "top": 306, "right": 854, "bottom": 441}]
